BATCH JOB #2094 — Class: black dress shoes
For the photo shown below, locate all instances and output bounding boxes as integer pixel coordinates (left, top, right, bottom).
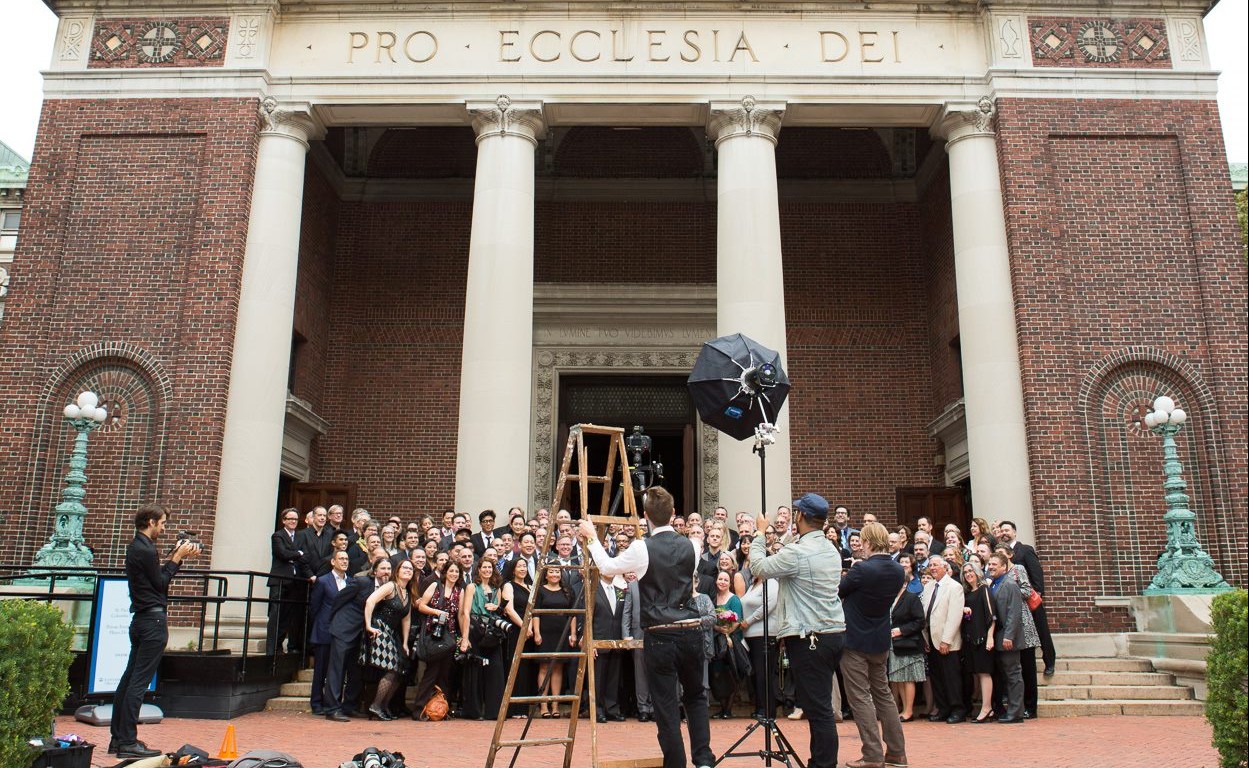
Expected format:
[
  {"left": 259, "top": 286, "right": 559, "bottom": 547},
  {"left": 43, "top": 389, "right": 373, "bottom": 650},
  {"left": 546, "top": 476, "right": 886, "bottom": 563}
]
[
  {"left": 638, "top": 713, "right": 653, "bottom": 723},
  {"left": 946, "top": 713, "right": 966, "bottom": 724},
  {"left": 596, "top": 714, "right": 608, "bottom": 723},
  {"left": 609, "top": 714, "right": 626, "bottom": 722},
  {"left": 326, "top": 710, "right": 351, "bottom": 722},
  {"left": 997, "top": 716, "right": 1025, "bottom": 724},
  {"left": 116, "top": 743, "right": 162, "bottom": 758},
  {"left": 926, "top": 712, "right": 946, "bottom": 723},
  {"left": 1023, "top": 710, "right": 1036, "bottom": 719}
]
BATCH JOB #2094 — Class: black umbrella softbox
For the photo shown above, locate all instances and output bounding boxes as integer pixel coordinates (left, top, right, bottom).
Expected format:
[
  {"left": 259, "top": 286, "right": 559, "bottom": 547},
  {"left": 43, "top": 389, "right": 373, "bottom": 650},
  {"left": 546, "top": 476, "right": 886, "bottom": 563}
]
[{"left": 687, "top": 333, "right": 790, "bottom": 441}]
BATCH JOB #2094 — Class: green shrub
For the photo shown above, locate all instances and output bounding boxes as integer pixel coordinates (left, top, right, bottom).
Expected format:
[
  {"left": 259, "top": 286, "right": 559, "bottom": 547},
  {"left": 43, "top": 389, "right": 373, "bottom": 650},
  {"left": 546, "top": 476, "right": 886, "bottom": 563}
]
[
  {"left": 1207, "top": 589, "right": 1249, "bottom": 768},
  {"left": 0, "top": 600, "right": 74, "bottom": 768}
]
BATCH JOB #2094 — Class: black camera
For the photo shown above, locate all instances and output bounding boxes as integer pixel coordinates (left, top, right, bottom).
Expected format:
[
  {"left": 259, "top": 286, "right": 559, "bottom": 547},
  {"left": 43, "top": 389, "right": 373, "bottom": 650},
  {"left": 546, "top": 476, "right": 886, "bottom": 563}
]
[
  {"left": 430, "top": 612, "right": 448, "bottom": 640},
  {"left": 454, "top": 648, "right": 487, "bottom": 665}
]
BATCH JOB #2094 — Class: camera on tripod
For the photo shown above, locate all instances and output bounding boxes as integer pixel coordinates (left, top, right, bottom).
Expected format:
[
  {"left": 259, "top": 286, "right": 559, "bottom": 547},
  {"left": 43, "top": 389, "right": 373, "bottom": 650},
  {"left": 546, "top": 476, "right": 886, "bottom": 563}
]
[{"left": 625, "top": 425, "right": 664, "bottom": 492}]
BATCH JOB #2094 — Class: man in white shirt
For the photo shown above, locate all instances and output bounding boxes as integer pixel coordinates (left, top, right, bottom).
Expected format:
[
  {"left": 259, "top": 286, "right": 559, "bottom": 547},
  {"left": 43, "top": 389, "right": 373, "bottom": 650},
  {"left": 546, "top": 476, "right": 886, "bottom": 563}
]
[{"left": 576, "top": 487, "right": 712, "bottom": 768}]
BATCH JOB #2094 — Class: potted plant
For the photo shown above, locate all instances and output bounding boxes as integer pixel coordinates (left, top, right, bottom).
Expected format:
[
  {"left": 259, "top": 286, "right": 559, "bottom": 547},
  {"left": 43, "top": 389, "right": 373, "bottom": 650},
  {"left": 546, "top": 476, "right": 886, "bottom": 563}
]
[{"left": 0, "top": 600, "right": 79, "bottom": 767}]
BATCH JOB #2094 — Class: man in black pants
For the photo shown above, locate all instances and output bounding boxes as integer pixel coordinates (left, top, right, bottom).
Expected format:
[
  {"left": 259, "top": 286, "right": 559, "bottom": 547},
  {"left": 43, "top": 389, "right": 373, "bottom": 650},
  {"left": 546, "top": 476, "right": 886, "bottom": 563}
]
[
  {"left": 750, "top": 493, "right": 846, "bottom": 768},
  {"left": 578, "top": 487, "right": 714, "bottom": 768},
  {"left": 110, "top": 504, "right": 200, "bottom": 758}
]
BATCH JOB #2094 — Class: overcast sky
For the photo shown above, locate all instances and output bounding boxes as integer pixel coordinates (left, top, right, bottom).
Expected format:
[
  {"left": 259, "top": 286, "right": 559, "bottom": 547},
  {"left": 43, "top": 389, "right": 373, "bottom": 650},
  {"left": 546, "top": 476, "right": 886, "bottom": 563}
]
[{"left": 1, "top": 0, "right": 1245, "bottom": 164}]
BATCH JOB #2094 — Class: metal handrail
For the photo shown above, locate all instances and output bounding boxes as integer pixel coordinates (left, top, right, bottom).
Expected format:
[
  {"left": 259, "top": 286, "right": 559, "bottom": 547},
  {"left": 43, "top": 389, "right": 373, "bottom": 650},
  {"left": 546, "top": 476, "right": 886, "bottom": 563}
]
[{"left": 0, "top": 564, "right": 313, "bottom": 678}]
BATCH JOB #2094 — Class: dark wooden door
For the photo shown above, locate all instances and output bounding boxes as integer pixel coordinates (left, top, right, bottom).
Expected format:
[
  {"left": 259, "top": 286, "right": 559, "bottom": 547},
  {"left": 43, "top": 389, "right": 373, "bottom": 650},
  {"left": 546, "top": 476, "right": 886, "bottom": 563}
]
[
  {"left": 287, "top": 482, "right": 357, "bottom": 527},
  {"left": 895, "top": 486, "right": 969, "bottom": 534}
]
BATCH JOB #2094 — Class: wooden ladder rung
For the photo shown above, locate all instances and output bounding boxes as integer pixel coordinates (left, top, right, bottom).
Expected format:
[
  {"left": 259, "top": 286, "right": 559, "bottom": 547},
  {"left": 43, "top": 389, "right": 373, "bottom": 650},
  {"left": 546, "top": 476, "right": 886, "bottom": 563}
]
[
  {"left": 591, "top": 639, "right": 643, "bottom": 651},
  {"left": 496, "top": 737, "right": 576, "bottom": 748},
  {"left": 597, "top": 759, "right": 666, "bottom": 768},
  {"left": 507, "top": 694, "right": 582, "bottom": 704},
  {"left": 586, "top": 514, "right": 640, "bottom": 526},
  {"left": 572, "top": 424, "right": 625, "bottom": 435},
  {"left": 531, "top": 607, "right": 583, "bottom": 615},
  {"left": 521, "top": 651, "right": 584, "bottom": 659}
]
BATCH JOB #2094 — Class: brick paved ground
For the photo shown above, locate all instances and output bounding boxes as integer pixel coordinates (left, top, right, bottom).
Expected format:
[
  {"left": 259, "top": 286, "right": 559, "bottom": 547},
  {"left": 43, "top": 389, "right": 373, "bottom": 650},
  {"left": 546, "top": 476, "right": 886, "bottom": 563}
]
[{"left": 63, "top": 712, "right": 1217, "bottom": 768}]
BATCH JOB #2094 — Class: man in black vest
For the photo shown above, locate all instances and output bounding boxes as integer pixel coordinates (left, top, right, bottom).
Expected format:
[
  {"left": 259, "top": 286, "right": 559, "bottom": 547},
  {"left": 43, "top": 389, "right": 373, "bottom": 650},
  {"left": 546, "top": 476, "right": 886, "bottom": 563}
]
[{"left": 578, "top": 487, "right": 714, "bottom": 768}]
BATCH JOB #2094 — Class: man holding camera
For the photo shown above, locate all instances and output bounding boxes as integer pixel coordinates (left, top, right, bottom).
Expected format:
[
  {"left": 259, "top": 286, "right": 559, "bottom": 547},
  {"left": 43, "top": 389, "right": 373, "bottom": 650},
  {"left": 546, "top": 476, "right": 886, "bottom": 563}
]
[
  {"left": 109, "top": 504, "right": 200, "bottom": 758},
  {"left": 750, "top": 492, "right": 846, "bottom": 768}
]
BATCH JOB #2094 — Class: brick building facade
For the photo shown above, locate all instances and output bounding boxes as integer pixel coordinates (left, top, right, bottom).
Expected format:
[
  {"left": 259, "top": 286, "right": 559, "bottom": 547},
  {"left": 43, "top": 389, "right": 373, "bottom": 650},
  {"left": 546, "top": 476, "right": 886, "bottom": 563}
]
[{"left": 0, "top": 1, "right": 1243, "bottom": 633}]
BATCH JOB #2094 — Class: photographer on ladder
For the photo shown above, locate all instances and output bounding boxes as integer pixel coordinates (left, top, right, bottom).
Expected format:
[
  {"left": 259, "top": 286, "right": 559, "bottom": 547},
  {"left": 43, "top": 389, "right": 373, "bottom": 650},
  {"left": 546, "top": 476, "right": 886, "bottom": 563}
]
[
  {"left": 577, "top": 486, "right": 715, "bottom": 768},
  {"left": 749, "top": 492, "right": 846, "bottom": 768}
]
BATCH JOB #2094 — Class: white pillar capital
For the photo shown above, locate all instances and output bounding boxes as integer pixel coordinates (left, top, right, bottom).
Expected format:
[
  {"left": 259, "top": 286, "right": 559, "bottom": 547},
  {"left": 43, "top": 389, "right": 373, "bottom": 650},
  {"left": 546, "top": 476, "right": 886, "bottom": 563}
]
[
  {"left": 258, "top": 97, "right": 324, "bottom": 147},
  {"left": 933, "top": 96, "right": 996, "bottom": 148},
  {"left": 707, "top": 96, "right": 785, "bottom": 147},
  {"left": 467, "top": 95, "right": 546, "bottom": 146}
]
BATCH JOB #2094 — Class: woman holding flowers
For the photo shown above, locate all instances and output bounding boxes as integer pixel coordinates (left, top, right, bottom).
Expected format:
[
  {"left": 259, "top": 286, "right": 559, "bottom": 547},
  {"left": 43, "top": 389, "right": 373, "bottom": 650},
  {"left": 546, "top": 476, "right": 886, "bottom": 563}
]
[{"left": 710, "top": 570, "right": 745, "bottom": 718}]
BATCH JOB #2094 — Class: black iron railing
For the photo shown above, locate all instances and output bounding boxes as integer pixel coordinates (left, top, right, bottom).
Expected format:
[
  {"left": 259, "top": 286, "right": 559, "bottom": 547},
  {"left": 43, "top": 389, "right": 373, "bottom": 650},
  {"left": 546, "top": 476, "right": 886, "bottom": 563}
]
[{"left": 0, "top": 564, "right": 311, "bottom": 677}]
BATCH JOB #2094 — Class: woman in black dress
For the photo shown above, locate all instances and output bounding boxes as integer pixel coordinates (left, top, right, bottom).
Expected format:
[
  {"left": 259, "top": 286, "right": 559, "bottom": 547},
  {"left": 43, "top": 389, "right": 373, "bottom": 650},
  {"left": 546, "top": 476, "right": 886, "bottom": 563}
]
[
  {"left": 412, "top": 560, "right": 467, "bottom": 719},
  {"left": 501, "top": 557, "right": 535, "bottom": 717},
  {"left": 362, "top": 559, "right": 414, "bottom": 720},
  {"left": 532, "top": 561, "right": 576, "bottom": 718},
  {"left": 961, "top": 562, "right": 997, "bottom": 723}
]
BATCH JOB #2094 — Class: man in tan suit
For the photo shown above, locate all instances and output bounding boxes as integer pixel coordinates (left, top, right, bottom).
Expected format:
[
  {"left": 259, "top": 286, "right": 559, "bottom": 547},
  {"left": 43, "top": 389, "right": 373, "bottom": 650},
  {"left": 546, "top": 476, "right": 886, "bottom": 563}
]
[{"left": 922, "top": 556, "right": 966, "bottom": 723}]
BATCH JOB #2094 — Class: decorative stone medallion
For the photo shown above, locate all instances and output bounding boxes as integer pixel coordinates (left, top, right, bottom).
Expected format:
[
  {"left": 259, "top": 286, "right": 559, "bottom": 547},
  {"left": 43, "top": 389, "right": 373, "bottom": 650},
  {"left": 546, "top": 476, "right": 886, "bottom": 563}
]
[
  {"left": 89, "top": 18, "right": 230, "bottom": 68},
  {"left": 1029, "top": 17, "right": 1170, "bottom": 68}
]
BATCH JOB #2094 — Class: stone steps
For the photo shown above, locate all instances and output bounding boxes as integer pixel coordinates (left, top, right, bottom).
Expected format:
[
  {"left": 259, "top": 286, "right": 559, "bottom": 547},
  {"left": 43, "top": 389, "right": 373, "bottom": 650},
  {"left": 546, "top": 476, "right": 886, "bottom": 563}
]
[{"left": 1036, "top": 657, "right": 1197, "bottom": 716}]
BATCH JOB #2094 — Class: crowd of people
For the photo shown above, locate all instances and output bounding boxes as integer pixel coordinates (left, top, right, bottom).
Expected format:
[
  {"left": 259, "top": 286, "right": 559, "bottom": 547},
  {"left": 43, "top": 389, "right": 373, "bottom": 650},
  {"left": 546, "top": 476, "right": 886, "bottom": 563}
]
[{"left": 265, "top": 498, "right": 1054, "bottom": 741}]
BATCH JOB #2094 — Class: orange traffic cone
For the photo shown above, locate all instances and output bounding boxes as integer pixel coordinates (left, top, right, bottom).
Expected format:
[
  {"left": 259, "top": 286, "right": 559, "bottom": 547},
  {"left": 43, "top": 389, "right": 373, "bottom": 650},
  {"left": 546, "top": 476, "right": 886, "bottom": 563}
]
[{"left": 217, "top": 723, "right": 239, "bottom": 760}]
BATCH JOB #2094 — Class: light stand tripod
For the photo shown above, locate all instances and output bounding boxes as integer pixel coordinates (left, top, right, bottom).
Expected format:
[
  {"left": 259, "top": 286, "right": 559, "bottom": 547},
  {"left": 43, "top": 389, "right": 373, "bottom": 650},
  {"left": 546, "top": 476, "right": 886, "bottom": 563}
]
[{"left": 716, "top": 422, "right": 805, "bottom": 768}]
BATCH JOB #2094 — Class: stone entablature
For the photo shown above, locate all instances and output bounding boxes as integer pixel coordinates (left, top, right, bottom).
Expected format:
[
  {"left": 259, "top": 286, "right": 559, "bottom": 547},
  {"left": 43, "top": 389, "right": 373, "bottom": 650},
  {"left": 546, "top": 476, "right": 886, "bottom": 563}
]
[{"left": 44, "top": 2, "right": 1215, "bottom": 109}]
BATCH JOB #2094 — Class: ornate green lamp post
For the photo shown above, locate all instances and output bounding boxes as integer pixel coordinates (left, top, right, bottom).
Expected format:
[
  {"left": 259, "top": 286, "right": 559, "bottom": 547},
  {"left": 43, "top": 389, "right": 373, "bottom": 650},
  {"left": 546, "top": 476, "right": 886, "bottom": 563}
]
[
  {"left": 1142, "top": 395, "right": 1230, "bottom": 594},
  {"left": 31, "top": 390, "right": 108, "bottom": 573}
]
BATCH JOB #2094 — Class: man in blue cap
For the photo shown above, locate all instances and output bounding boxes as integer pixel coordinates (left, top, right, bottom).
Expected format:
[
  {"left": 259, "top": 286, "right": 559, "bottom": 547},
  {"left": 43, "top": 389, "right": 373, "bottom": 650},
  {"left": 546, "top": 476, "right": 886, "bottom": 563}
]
[{"left": 751, "top": 492, "right": 846, "bottom": 768}]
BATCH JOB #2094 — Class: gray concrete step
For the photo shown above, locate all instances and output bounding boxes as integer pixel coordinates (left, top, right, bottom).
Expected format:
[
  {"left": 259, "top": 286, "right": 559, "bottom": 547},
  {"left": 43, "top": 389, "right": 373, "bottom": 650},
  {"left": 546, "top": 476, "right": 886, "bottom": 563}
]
[
  {"left": 265, "top": 696, "right": 312, "bottom": 713},
  {"left": 1040, "top": 671, "right": 1174, "bottom": 686},
  {"left": 1040, "top": 684, "right": 1192, "bottom": 701},
  {"left": 1055, "top": 657, "right": 1153, "bottom": 672},
  {"left": 1038, "top": 700, "right": 1204, "bottom": 717},
  {"left": 280, "top": 682, "right": 312, "bottom": 697}
]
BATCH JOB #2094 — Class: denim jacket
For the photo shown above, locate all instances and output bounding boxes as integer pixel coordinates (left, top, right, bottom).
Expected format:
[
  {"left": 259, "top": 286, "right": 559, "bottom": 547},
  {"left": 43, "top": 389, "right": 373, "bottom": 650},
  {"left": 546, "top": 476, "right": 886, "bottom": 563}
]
[{"left": 749, "top": 529, "right": 845, "bottom": 638}]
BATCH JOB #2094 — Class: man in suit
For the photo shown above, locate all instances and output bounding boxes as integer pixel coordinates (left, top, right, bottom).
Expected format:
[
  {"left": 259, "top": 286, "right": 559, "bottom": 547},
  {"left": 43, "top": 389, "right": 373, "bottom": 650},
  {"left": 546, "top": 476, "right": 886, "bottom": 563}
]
[
  {"left": 620, "top": 570, "right": 653, "bottom": 722},
  {"left": 838, "top": 523, "right": 907, "bottom": 768},
  {"left": 988, "top": 551, "right": 1026, "bottom": 723},
  {"left": 440, "top": 512, "right": 471, "bottom": 551},
  {"left": 323, "top": 558, "right": 391, "bottom": 721},
  {"left": 502, "top": 531, "right": 539, "bottom": 583},
  {"left": 308, "top": 550, "right": 350, "bottom": 714},
  {"left": 390, "top": 529, "right": 423, "bottom": 570},
  {"left": 547, "top": 533, "right": 583, "bottom": 591},
  {"left": 470, "top": 509, "right": 497, "bottom": 557},
  {"left": 829, "top": 506, "right": 857, "bottom": 551},
  {"left": 998, "top": 520, "right": 1055, "bottom": 677},
  {"left": 581, "top": 572, "right": 628, "bottom": 722},
  {"left": 922, "top": 556, "right": 965, "bottom": 723},
  {"left": 298, "top": 507, "right": 334, "bottom": 577},
  {"left": 268, "top": 508, "right": 310, "bottom": 655}
]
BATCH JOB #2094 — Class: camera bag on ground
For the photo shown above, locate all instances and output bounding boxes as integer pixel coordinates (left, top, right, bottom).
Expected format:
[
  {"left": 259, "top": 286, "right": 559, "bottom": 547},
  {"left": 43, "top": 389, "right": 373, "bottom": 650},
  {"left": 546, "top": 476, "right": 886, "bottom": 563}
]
[
  {"left": 349, "top": 747, "right": 406, "bottom": 768},
  {"left": 226, "top": 749, "right": 301, "bottom": 768},
  {"left": 421, "top": 686, "right": 450, "bottom": 721}
]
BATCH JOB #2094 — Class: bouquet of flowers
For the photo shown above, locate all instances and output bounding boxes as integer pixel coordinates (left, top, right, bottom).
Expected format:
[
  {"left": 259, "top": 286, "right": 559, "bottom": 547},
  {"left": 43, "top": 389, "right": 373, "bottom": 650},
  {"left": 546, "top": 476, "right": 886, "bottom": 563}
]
[{"left": 715, "top": 608, "right": 738, "bottom": 629}]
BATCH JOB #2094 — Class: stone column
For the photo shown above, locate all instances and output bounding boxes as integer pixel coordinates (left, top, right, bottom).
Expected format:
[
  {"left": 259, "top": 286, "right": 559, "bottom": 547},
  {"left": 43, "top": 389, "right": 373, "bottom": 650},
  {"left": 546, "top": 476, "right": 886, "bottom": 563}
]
[
  {"left": 212, "top": 99, "right": 321, "bottom": 572},
  {"left": 454, "top": 97, "right": 545, "bottom": 515},
  {"left": 935, "top": 97, "right": 1036, "bottom": 544},
  {"left": 707, "top": 97, "right": 793, "bottom": 516}
]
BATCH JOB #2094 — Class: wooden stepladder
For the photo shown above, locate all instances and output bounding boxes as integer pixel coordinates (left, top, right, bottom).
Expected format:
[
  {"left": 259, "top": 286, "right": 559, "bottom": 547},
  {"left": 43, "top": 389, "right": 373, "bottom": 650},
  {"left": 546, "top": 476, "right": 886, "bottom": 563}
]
[{"left": 486, "top": 424, "right": 664, "bottom": 768}]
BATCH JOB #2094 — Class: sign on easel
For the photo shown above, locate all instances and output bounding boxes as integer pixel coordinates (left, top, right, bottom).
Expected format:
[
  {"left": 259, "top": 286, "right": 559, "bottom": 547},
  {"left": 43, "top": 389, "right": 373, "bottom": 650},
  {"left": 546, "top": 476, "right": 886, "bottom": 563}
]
[{"left": 87, "top": 576, "right": 157, "bottom": 695}]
